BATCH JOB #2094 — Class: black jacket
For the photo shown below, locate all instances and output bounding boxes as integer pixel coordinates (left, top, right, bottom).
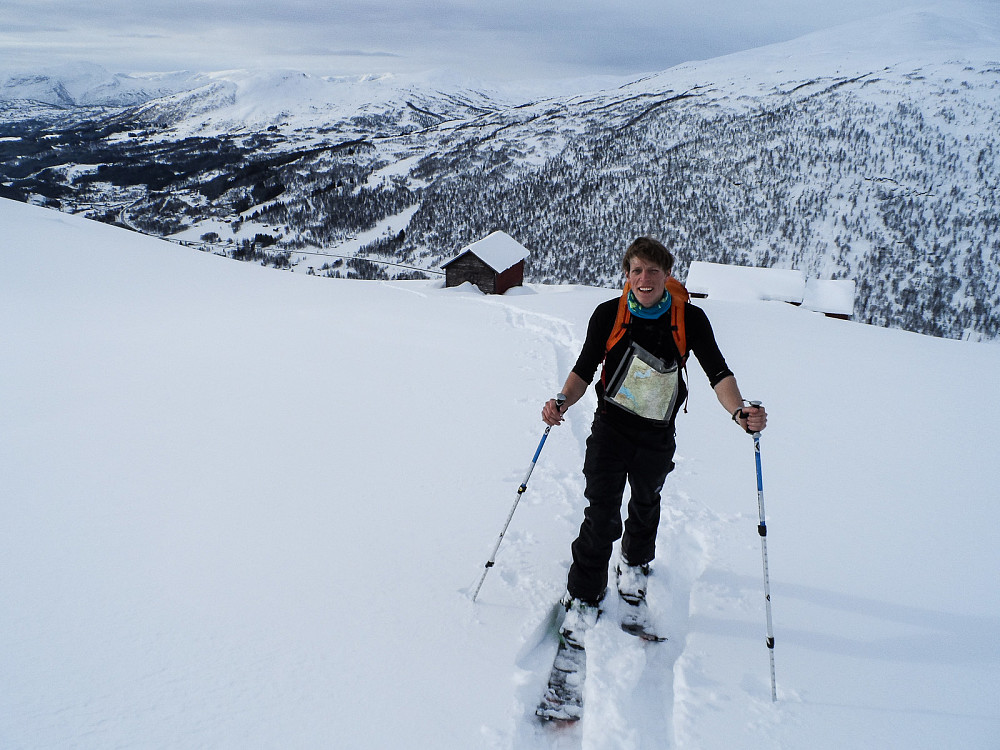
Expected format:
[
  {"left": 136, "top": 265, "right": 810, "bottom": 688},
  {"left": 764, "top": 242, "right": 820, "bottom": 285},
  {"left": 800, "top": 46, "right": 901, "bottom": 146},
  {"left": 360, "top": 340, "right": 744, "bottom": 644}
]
[{"left": 571, "top": 296, "right": 734, "bottom": 435}]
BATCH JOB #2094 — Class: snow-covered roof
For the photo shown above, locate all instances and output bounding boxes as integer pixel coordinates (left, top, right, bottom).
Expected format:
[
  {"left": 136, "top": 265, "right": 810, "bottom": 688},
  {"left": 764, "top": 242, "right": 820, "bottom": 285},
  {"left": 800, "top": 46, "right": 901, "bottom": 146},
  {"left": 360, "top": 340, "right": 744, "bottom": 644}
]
[
  {"left": 685, "top": 261, "right": 856, "bottom": 317},
  {"left": 685, "top": 261, "right": 805, "bottom": 304},
  {"left": 803, "top": 278, "right": 856, "bottom": 316},
  {"left": 443, "top": 231, "right": 529, "bottom": 273}
]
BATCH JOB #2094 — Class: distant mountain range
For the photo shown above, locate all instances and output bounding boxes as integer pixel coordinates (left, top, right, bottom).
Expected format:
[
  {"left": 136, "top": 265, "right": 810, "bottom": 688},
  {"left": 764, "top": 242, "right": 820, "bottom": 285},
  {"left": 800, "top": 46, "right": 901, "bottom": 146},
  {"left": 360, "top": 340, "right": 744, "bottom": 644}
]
[{"left": 1, "top": 4, "right": 998, "bottom": 339}]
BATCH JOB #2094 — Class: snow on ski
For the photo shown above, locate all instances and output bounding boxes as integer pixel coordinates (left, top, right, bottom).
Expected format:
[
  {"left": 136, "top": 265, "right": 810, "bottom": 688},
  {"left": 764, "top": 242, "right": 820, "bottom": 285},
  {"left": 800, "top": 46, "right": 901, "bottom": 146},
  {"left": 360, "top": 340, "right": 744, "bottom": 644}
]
[
  {"left": 619, "top": 593, "right": 668, "bottom": 642},
  {"left": 536, "top": 634, "right": 586, "bottom": 722}
]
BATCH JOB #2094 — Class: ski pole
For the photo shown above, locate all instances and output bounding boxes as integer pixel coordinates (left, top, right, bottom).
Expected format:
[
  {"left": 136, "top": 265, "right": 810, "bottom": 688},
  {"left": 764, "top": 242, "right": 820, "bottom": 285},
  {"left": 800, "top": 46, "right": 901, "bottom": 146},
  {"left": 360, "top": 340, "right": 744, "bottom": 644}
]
[
  {"left": 749, "top": 400, "right": 777, "bottom": 702},
  {"left": 471, "top": 396, "right": 565, "bottom": 602}
]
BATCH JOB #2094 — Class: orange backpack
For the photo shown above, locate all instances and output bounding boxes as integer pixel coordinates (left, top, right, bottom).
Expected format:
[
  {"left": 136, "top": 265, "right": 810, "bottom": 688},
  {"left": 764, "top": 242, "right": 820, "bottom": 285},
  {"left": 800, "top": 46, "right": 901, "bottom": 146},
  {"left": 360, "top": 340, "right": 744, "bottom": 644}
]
[
  {"left": 602, "top": 277, "right": 691, "bottom": 412},
  {"left": 604, "top": 277, "right": 690, "bottom": 359}
]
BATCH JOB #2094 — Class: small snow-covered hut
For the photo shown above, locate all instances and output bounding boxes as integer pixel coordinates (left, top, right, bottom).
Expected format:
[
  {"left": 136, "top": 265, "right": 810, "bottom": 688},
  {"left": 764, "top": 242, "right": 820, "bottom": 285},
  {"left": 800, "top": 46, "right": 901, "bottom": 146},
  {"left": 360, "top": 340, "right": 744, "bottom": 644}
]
[
  {"left": 802, "top": 278, "right": 856, "bottom": 320},
  {"left": 685, "top": 261, "right": 805, "bottom": 305},
  {"left": 684, "top": 261, "right": 855, "bottom": 319},
  {"left": 441, "top": 231, "right": 529, "bottom": 294}
]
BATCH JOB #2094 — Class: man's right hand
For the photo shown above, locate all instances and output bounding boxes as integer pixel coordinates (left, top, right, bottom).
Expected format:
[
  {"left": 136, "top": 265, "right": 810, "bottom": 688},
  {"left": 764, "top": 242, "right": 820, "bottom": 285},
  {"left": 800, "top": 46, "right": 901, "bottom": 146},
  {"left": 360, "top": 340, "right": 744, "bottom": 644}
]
[{"left": 542, "top": 398, "right": 565, "bottom": 426}]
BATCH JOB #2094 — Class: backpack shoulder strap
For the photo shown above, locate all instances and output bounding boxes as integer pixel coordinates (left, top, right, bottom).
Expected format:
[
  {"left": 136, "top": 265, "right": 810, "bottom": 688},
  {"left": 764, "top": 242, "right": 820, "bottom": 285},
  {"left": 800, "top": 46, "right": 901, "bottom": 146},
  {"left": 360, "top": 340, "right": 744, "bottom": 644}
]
[
  {"left": 666, "top": 276, "right": 689, "bottom": 360},
  {"left": 605, "top": 281, "right": 632, "bottom": 354},
  {"left": 667, "top": 276, "right": 691, "bottom": 413},
  {"left": 600, "top": 282, "right": 632, "bottom": 391}
]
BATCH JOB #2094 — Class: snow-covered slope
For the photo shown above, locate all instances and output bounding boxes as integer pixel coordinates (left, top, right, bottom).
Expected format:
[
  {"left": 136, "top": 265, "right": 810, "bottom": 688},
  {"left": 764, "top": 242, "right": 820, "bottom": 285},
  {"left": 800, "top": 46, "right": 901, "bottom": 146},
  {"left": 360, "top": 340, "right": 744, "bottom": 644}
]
[
  {"left": 0, "top": 63, "right": 523, "bottom": 133},
  {"left": 125, "top": 68, "right": 522, "bottom": 132},
  {"left": 659, "top": 0, "right": 1000, "bottom": 86},
  {"left": 6, "top": 3, "right": 995, "bottom": 132},
  {"left": 2, "top": 189, "right": 999, "bottom": 744},
  {"left": 4, "top": 3, "right": 996, "bottom": 339},
  {"left": 0, "top": 63, "right": 213, "bottom": 108}
]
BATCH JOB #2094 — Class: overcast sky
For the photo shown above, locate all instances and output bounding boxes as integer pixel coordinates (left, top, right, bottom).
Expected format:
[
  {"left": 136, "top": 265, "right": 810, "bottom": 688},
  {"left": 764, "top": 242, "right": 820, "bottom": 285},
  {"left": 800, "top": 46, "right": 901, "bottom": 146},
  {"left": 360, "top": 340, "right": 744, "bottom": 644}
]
[{"left": 0, "top": 1, "right": 956, "bottom": 82}]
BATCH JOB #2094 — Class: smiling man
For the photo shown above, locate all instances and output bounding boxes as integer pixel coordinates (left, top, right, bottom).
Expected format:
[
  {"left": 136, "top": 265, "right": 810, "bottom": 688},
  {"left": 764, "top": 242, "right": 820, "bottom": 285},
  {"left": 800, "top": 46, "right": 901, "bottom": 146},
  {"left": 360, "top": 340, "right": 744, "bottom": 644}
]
[{"left": 540, "top": 236, "right": 767, "bottom": 647}]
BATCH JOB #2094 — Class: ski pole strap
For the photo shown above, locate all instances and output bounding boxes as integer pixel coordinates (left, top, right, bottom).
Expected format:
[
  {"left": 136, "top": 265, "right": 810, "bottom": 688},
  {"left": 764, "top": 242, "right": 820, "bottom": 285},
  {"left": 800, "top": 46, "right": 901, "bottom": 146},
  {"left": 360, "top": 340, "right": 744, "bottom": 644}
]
[{"left": 554, "top": 393, "right": 567, "bottom": 417}]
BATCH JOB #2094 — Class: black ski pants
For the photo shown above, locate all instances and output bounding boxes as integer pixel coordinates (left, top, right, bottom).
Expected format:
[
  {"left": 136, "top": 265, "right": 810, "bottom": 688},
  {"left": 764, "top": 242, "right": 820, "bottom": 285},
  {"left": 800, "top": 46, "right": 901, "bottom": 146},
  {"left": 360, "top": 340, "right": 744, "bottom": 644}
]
[{"left": 567, "top": 416, "right": 676, "bottom": 605}]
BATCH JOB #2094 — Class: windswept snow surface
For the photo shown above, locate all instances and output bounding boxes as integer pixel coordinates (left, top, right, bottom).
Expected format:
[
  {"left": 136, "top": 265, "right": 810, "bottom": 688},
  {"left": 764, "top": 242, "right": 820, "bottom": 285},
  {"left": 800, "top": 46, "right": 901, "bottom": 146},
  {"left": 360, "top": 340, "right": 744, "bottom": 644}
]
[{"left": 2, "top": 199, "right": 999, "bottom": 748}]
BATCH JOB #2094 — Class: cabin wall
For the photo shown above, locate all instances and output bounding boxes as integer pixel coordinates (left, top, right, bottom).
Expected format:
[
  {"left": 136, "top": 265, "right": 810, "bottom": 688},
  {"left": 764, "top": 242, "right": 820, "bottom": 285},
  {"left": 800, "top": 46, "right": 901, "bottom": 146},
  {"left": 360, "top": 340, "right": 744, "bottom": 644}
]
[{"left": 445, "top": 254, "right": 497, "bottom": 294}]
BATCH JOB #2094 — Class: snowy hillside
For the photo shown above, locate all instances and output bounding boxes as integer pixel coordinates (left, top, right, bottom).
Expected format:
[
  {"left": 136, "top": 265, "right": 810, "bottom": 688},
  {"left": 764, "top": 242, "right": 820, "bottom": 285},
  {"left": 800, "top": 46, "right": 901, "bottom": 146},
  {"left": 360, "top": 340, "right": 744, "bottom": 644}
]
[
  {"left": 2, "top": 3, "right": 998, "bottom": 341},
  {"left": 2, "top": 198, "right": 998, "bottom": 748},
  {"left": 0, "top": 63, "right": 210, "bottom": 108},
  {"left": 0, "top": 63, "right": 526, "bottom": 132}
]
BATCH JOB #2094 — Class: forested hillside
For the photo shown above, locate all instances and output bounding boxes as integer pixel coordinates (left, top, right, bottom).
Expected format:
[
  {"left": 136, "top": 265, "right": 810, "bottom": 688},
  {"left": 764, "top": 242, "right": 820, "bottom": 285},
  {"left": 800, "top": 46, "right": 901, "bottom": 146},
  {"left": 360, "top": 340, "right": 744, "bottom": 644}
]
[{"left": 2, "top": 29, "right": 997, "bottom": 339}]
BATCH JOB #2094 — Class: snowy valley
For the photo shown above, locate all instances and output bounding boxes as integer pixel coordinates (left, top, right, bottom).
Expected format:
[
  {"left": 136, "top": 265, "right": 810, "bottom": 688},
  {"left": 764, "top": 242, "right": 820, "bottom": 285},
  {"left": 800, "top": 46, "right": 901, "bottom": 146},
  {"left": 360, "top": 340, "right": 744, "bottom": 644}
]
[{"left": 2, "top": 4, "right": 999, "bottom": 340}]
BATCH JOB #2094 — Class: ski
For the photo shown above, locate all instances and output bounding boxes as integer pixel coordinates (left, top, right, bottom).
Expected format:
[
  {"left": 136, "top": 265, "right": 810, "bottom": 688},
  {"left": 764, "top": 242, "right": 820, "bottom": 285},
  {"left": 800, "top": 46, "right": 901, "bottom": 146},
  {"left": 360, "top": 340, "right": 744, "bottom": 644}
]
[
  {"left": 536, "top": 633, "right": 587, "bottom": 722},
  {"left": 616, "top": 559, "right": 667, "bottom": 642},
  {"left": 619, "top": 593, "right": 667, "bottom": 642}
]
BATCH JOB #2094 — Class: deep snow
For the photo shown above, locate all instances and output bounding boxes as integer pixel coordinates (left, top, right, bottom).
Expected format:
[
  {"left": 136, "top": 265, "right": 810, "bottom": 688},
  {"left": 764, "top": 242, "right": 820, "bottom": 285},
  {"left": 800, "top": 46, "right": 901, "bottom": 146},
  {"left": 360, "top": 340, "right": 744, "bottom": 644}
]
[{"left": 2, "top": 199, "right": 999, "bottom": 748}]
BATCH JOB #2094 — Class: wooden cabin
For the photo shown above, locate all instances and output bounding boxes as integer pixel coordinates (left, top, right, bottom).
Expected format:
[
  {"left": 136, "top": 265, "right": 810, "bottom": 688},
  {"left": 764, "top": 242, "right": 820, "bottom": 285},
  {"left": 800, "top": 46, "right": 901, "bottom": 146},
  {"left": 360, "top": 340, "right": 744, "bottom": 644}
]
[{"left": 441, "top": 231, "right": 529, "bottom": 294}]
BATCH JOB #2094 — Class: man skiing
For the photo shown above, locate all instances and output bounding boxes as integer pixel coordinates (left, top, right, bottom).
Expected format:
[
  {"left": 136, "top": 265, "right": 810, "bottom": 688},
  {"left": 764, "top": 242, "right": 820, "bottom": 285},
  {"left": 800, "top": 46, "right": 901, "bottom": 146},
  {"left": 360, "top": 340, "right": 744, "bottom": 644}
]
[{"left": 541, "top": 236, "right": 767, "bottom": 651}]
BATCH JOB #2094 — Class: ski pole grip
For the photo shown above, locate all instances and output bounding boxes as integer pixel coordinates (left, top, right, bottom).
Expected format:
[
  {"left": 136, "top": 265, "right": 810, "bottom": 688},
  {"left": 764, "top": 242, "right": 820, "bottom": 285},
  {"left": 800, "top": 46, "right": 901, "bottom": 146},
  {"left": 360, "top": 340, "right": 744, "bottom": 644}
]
[
  {"left": 555, "top": 393, "right": 567, "bottom": 412},
  {"left": 747, "top": 400, "right": 763, "bottom": 437}
]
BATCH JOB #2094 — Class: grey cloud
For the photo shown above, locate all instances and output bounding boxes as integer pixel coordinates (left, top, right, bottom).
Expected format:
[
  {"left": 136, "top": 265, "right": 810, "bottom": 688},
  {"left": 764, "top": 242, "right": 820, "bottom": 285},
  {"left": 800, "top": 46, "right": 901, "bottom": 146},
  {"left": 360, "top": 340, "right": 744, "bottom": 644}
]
[{"left": 0, "top": 0, "right": 952, "bottom": 81}]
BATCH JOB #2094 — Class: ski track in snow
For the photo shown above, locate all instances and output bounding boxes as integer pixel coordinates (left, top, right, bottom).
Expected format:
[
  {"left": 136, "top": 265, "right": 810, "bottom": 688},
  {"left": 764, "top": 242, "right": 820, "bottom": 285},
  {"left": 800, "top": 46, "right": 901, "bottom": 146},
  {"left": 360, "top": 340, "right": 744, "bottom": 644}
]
[{"left": 480, "top": 294, "right": 755, "bottom": 749}]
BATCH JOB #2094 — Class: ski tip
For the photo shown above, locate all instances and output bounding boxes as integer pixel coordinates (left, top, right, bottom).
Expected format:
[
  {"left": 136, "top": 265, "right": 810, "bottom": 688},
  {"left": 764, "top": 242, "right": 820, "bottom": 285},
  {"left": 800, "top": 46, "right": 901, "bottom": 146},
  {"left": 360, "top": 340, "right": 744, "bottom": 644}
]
[
  {"left": 536, "top": 693, "right": 583, "bottom": 723},
  {"left": 536, "top": 706, "right": 582, "bottom": 724},
  {"left": 621, "top": 623, "right": 668, "bottom": 642}
]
